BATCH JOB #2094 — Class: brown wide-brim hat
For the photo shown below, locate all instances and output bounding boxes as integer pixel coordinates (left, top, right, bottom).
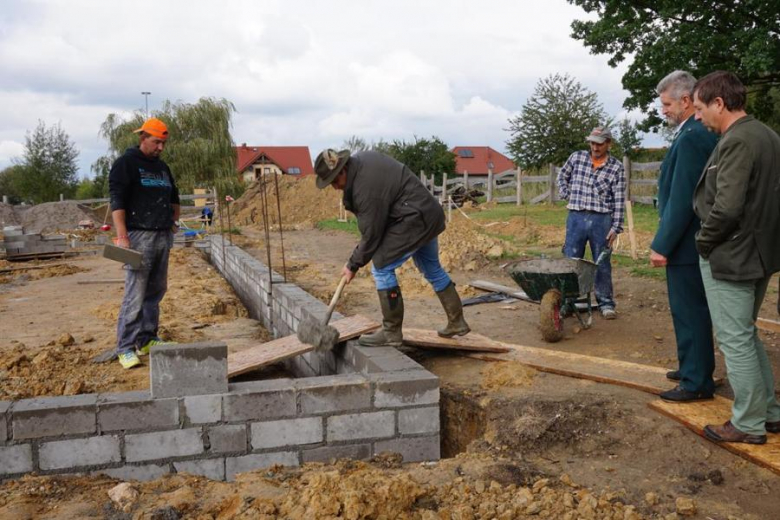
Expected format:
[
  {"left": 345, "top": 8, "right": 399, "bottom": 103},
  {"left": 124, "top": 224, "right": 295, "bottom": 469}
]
[{"left": 315, "top": 149, "right": 350, "bottom": 189}]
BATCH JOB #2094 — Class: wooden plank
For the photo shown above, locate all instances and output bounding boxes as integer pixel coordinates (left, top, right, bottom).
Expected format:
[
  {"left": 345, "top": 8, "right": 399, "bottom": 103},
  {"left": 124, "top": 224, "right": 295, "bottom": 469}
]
[
  {"left": 520, "top": 175, "right": 548, "bottom": 183},
  {"left": 403, "top": 329, "right": 511, "bottom": 353},
  {"left": 632, "top": 161, "right": 662, "bottom": 171},
  {"left": 530, "top": 190, "right": 551, "bottom": 205},
  {"left": 630, "top": 179, "right": 659, "bottom": 186},
  {"left": 757, "top": 318, "right": 780, "bottom": 334},
  {"left": 77, "top": 279, "right": 124, "bottom": 284},
  {"left": 467, "top": 341, "right": 725, "bottom": 395},
  {"left": 469, "top": 280, "right": 536, "bottom": 303},
  {"left": 227, "top": 315, "right": 379, "bottom": 378},
  {"left": 649, "top": 396, "right": 780, "bottom": 476}
]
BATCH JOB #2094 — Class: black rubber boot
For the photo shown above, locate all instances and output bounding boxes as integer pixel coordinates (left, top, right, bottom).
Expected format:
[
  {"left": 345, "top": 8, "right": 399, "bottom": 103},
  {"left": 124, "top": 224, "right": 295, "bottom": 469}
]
[
  {"left": 436, "top": 282, "right": 471, "bottom": 338},
  {"left": 359, "top": 287, "right": 404, "bottom": 347}
]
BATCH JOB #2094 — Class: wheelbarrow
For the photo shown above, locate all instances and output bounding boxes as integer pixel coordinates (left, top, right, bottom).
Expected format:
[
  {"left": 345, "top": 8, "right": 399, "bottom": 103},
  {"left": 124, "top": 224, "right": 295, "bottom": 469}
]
[{"left": 504, "top": 249, "right": 610, "bottom": 343}]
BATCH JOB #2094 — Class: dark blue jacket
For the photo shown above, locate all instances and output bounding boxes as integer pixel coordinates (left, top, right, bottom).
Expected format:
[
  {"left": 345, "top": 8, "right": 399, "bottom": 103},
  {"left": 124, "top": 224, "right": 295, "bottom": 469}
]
[{"left": 651, "top": 116, "right": 717, "bottom": 265}]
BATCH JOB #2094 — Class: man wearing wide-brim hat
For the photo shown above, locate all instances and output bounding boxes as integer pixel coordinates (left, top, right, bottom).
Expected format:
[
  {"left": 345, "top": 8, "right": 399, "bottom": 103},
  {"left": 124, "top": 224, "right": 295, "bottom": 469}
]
[
  {"left": 314, "top": 148, "right": 470, "bottom": 347},
  {"left": 557, "top": 125, "right": 626, "bottom": 319}
]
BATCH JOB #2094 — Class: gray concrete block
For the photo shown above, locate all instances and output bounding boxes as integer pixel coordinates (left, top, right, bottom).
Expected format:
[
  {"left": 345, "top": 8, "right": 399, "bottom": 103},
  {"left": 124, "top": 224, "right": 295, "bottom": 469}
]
[
  {"left": 99, "top": 463, "right": 169, "bottom": 481},
  {"left": 12, "top": 394, "right": 97, "bottom": 440},
  {"left": 208, "top": 424, "right": 247, "bottom": 454},
  {"left": 302, "top": 444, "right": 371, "bottom": 464},
  {"left": 183, "top": 394, "right": 222, "bottom": 424},
  {"left": 0, "top": 444, "right": 33, "bottom": 475},
  {"left": 223, "top": 379, "right": 296, "bottom": 421},
  {"left": 225, "top": 452, "right": 299, "bottom": 481},
  {"left": 251, "top": 417, "right": 323, "bottom": 449},
  {"left": 398, "top": 407, "right": 440, "bottom": 435},
  {"left": 150, "top": 342, "right": 228, "bottom": 398},
  {"left": 98, "top": 391, "right": 178, "bottom": 432},
  {"left": 125, "top": 428, "right": 204, "bottom": 462},
  {"left": 365, "top": 353, "right": 425, "bottom": 373},
  {"left": 296, "top": 374, "right": 371, "bottom": 414},
  {"left": 174, "top": 458, "right": 225, "bottom": 481},
  {"left": 0, "top": 401, "right": 9, "bottom": 443},
  {"left": 39, "top": 436, "right": 121, "bottom": 470},
  {"left": 371, "top": 370, "right": 439, "bottom": 408},
  {"left": 374, "top": 435, "right": 440, "bottom": 463},
  {"left": 327, "top": 411, "right": 395, "bottom": 442}
]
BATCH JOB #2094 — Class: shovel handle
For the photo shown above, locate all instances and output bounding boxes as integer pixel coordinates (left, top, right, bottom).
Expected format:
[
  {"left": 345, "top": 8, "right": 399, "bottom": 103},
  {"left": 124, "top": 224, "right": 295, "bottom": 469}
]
[{"left": 323, "top": 275, "right": 348, "bottom": 324}]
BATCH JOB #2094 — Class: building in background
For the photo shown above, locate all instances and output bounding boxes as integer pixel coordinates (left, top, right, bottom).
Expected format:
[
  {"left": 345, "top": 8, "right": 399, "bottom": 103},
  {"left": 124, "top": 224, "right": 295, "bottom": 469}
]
[
  {"left": 451, "top": 146, "right": 515, "bottom": 175},
  {"left": 235, "top": 145, "right": 314, "bottom": 183}
]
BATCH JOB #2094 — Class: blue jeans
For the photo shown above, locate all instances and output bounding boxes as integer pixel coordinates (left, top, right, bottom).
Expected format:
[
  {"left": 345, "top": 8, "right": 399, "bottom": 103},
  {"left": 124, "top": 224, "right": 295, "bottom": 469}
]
[
  {"left": 562, "top": 210, "right": 615, "bottom": 309},
  {"left": 371, "top": 237, "right": 451, "bottom": 292},
  {"left": 116, "top": 230, "right": 173, "bottom": 354}
]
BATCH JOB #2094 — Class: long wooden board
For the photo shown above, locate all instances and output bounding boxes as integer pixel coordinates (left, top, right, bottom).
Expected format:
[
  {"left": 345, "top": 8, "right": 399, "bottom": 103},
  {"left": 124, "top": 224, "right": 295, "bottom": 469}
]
[
  {"left": 757, "top": 318, "right": 780, "bottom": 334},
  {"left": 465, "top": 342, "right": 723, "bottom": 395},
  {"left": 403, "top": 329, "right": 511, "bottom": 353},
  {"left": 227, "top": 314, "right": 379, "bottom": 378},
  {"left": 649, "top": 396, "right": 780, "bottom": 476}
]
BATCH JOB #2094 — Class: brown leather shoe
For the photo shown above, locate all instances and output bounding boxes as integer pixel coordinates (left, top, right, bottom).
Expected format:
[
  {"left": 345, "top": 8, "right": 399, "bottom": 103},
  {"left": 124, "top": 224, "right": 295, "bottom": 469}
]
[
  {"left": 767, "top": 420, "right": 780, "bottom": 434},
  {"left": 703, "top": 421, "right": 766, "bottom": 445}
]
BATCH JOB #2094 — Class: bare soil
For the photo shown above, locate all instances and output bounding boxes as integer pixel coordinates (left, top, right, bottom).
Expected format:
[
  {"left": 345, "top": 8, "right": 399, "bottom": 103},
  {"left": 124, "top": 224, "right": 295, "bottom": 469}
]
[{"left": 1, "top": 210, "right": 779, "bottom": 518}]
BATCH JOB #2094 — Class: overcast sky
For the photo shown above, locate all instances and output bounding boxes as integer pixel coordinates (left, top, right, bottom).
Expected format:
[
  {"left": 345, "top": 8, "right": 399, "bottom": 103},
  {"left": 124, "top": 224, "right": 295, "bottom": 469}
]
[{"left": 0, "top": 0, "right": 652, "bottom": 178}]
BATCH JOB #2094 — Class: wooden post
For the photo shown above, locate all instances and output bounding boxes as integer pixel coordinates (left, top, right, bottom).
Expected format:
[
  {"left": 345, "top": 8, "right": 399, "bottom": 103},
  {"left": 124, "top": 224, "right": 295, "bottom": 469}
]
[
  {"left": 623, "top": 155, "right": 632, "bottom": 201},
  {"left": 548, "top": 164, "right": 556, "bottom": 203},
  {"left": 516, "top": 167, "right": 522, "bottom": 206},
  {"left": 463, "top": 170, "right": 469, "bottom": 191},
  {"left": 447, "top": 196, "right": 452, "bottom": 223},
  {"left": 487, "top": 168, "right": 494, "bottom": 202},
  {"left": 625, "top": 200, "right": 638, "bottom": 260},
  {"left": 441, "top": 171, "right": 448, "bottom": 204}
]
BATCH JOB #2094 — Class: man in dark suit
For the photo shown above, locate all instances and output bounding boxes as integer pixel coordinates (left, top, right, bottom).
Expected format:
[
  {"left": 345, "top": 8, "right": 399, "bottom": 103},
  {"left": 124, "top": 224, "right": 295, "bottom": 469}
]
[{"left": 650, "top": 71, "right": 718, "bottom": 402}]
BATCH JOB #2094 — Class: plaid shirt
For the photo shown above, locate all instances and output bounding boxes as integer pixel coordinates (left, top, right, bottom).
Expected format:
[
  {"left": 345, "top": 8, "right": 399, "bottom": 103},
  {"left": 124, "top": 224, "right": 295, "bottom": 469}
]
[{"left": 557, "top": 151, "right": 626, "bottom": 233}]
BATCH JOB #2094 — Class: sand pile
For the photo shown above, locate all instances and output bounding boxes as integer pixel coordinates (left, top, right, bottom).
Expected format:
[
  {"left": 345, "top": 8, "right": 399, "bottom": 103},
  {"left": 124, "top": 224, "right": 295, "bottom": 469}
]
[
  {"left": 0, "top": 262, "right": 86, "bottom": 285},
  {"left": 15, "top": 201, "right": 100, "bottom": 234},
  {"left": 231, "top": 175, "right": 343, "bottom": 230}
]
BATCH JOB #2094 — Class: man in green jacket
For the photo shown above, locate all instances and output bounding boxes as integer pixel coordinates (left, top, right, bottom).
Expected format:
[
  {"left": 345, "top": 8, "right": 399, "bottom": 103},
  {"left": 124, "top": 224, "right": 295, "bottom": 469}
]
[
  {"left": 692, "top": 71, "right": 780, "bottom": 444},
  {"left": 650, "top": 71, "right": 718, "bottom": 403},
  {"left": 314, "top": 149, "right": 470, "bottom": 347}
]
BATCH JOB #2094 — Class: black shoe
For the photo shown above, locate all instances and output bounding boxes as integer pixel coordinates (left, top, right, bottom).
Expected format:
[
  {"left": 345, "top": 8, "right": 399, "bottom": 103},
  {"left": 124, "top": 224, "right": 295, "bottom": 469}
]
[
  {"left": 666, "top": 370, "right": 681, "bottom": 382},
  {"left": 660, "top": 386, "right": 714, "bottom": 403},
  {"left": 767, "top": 420, "right": 780, "bottom": 434}
]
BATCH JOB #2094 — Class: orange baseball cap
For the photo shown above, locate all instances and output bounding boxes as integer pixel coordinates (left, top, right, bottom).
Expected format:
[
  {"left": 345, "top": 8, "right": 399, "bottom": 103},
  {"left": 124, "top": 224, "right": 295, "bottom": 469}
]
[{"left": 133, "top": 118, "right": 169, "bottom": 140}]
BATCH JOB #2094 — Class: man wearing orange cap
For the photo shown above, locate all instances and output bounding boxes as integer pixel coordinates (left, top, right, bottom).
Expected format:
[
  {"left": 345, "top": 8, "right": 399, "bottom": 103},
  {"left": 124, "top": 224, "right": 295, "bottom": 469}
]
[{"left": 108, "top": 118, "right": 180, "bottom": 369}]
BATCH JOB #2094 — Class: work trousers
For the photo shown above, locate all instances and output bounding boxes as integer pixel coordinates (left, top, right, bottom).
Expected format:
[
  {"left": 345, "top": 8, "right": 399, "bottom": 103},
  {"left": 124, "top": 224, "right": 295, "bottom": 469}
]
[
  {"left": 562, "top": 210, "right": 615, "bottom": 309},
  {"left": 700, "top": 259, "right": 780, "bottom": 435},
  {"left": 667, "top": 264, "right": 715, "bottom": 394},
  {"left": 116, "top": 230, "right": 173, "bottom": 354},
  {"left": 371, "top": 237, "right": 451, "bottom": 293}
]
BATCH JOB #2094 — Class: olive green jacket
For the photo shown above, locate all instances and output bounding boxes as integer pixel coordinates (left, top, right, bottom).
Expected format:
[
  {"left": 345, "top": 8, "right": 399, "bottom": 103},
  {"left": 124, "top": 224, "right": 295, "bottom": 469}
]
[{"left": 693, "top": 115, "right": 780, "bottom": 281}]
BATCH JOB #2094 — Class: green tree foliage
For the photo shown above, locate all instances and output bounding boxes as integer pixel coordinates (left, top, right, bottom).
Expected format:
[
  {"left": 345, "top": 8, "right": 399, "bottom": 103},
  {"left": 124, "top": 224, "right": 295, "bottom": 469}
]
[
  {"left": 96, "top": 97, "right": 240, "bottom": 195},
  {"left": 506, "top": 73, "right": 609, "bottom": 170},
  {"left": 567, "top": 0, "right": 780, "bottom": 132},
  {"left": 383, "top": 136, "right": 456, "bottom": 184},
  {"left": 611, "top": 118, "right": 642, "bottom": 159},
  {"left": 0, "top": 165, "right": 26, "bottom": 204},
  {"left": 10, "top": 121, "right": 80, "bottom": 204}
]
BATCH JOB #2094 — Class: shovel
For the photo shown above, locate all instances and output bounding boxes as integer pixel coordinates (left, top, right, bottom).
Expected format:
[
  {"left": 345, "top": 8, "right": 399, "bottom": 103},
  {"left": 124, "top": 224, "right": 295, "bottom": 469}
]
[{"left": 296, "top": 275, "right": 348, "bottom": 352}]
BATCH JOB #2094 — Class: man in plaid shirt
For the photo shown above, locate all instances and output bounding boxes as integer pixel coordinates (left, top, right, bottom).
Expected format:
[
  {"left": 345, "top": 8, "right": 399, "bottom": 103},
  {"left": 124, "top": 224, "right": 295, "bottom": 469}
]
[{"left": 557, "top": 126, "right": 626, "bottom": 319}]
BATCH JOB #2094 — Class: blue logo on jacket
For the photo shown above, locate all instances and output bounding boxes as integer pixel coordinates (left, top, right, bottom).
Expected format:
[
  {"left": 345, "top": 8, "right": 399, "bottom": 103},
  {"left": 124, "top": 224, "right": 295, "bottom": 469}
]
[{"left": 139, "top": 168, "right": 172, "bottom": 188}]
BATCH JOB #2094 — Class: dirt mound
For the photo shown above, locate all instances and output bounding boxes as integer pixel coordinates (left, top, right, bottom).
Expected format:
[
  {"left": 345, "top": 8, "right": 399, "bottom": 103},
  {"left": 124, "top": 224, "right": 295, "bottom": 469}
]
[
  {"left": 0, "top": 203, "right": 19, "bottom": 227},
  {"left": 15, "top": 201, "right": 100, "bottom": 234},
  {"left": 231, "top": 175, "right": 343, "bottom": 230},
  {"left": 0, "top": 262, "right": 86, "bottom": 285}
]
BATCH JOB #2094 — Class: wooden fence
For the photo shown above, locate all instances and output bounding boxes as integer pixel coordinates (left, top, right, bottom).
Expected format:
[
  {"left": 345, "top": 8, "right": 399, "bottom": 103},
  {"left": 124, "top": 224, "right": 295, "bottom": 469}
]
[{"left": 420, "top": 156, "right": 662, "bottom": 206}]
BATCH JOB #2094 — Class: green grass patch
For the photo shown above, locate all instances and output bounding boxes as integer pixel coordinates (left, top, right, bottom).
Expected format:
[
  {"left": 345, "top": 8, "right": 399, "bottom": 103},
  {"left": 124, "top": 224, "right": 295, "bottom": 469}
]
[{"left": 316, "top": 218, "right": 360, "bottom": 236}]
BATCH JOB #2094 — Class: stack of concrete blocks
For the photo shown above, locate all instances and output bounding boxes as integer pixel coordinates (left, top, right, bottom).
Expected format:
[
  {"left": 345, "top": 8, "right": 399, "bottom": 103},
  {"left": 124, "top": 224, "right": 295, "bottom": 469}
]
[
  {"left": 0, "top": 237, "right": 441, "bottom": 482},
  {"left": 2, "top": 226, "right": 67, "bottom": 259}
]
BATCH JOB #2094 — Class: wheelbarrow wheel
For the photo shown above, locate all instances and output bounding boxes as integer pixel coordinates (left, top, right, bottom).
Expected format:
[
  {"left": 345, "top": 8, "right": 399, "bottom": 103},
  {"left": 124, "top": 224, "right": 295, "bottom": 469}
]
[{"left": 540, "top": 289, "right": 564, "bottom": 343}]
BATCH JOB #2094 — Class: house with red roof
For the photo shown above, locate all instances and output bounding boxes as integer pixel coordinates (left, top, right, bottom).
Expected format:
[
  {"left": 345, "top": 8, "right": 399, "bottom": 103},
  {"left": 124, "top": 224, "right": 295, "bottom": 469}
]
[
  {"left": 235, "top": 144, "right": 314, "bottom": 183},
  {"left": 451, "top": 146, "right": 515, "bottom": 175}
]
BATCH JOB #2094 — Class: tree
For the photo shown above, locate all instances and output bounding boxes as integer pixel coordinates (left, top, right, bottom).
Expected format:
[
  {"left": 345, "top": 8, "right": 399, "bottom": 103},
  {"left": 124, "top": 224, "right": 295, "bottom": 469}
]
[
  {"left": 10, "top": 121, "right": 80, "bottom": 204},
  {"left": 96, "top": 97, "right": 240, "bottom": 195},
  {"left": 340, "top": 135, "right": 369, "bottom": 153},
  {"left": 612, "top": 118, "right": 642, "bottom": 159},
  {"left": 567, "top": 1, "right": 780, "bottom": 132},
  {"left": 383, "top": 136, "right": 456, "bottom": 184},
  {"left": 0, "top": 165, "right": 26, "bottom": 204},
  {"left": 506, "top": 73, "right": 609, "bottom": 170}
]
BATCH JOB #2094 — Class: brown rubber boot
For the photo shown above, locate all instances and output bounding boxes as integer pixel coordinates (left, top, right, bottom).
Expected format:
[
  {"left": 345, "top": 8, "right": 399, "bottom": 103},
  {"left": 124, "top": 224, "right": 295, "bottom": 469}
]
[
  {"left": 359, "top": 287, "right": 404, "bottom": 347},
  {"left": 436, "top": 282, "right": 471, "bottom": 338}
]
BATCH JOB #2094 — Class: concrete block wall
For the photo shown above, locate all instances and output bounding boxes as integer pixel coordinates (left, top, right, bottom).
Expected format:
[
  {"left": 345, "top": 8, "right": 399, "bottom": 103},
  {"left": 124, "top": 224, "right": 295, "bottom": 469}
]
[{"left": 0, "top": 238, "right": 441, "bottom": 482}]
